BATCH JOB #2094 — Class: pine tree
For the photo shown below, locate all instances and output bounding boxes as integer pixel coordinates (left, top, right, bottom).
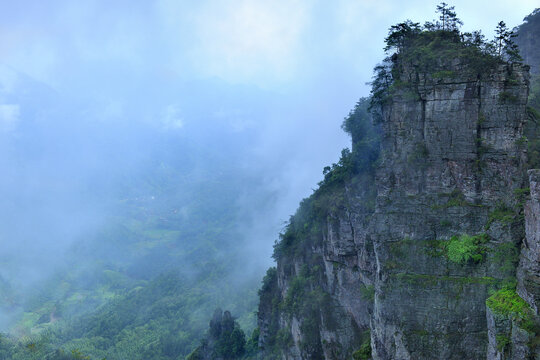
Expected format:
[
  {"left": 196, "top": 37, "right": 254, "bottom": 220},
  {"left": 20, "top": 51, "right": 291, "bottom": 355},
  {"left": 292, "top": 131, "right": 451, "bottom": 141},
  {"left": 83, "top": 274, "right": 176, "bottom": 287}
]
[
  {"left": 436, "top": 2, "right": 463, "bottom": 31},
  {"left": 494, "top": 21, "right": 522, "bottom": 62},
  {"left": 494, "top": 21, "right": 510, "bottom": 57},
  {"left": 384, "top": 20, "right": 421, "bottom": 53}
]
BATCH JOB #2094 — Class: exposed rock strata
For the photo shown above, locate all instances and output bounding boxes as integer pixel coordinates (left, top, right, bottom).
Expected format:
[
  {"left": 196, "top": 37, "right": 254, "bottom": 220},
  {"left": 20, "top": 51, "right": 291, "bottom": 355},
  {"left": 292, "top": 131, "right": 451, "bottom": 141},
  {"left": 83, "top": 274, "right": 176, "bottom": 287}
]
[{"left": 258, "top": 62, "right": 535, "bottom": 359}]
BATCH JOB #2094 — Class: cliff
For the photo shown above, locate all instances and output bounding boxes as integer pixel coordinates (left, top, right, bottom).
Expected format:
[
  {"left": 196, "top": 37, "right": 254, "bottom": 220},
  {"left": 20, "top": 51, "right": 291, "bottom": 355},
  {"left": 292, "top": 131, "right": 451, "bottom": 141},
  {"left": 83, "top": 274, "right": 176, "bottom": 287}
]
[
  {"left": 257, "top": 29, "right": 540, "bottom": 359},
  {"left": 516, "top": 9, "right": 540, "bottom": 75}
]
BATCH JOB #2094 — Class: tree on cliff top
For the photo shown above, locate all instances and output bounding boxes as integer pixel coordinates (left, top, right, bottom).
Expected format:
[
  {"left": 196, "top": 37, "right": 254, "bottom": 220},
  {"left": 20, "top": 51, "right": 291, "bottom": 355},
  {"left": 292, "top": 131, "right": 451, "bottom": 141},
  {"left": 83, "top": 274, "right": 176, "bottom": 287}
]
[
  {"left": 494, "top": 21, "right": 522, "bottom": 62},
  {"left": 370, "top": 3, "right": 520, "bottom": 115},
  {"left": 436, "top": 2, "right": 463, "bottom": 31}
]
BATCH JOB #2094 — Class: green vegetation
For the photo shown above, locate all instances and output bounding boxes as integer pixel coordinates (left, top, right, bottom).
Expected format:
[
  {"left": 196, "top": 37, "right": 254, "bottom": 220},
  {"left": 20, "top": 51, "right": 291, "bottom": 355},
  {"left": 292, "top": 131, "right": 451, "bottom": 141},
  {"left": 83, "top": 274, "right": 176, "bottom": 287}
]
[
  {"left": 446, "top": 234, "right": 488, "bottom": 264},
  {"left": 498, "top": 91, "right": 519, "bottom": 104},
  {"left": 496, "top": 334, "right": 511, "bottom": 353},
  {"left": 352, "top": 332, "right": 372, "bottom": 360},
  {"left": 360, "top": 285, "right": 375, "bottom": 301},
  {"left": 0, "top": 146, "right": 263, "bottom": 359},
  {"left": 493, "top": 242, "right": 520, "bottom": 274},
  {"left": 273, "top": 98, "right": 380, "bottom": 260},
  {"left": 187, "top": 309, "right": 249, "bottom": 360},
  {"left": 265, "top": 96, "right": 382, "bottom": 358},
  {"left": 370, "top": 4, "right": 523, "bottom": 119},
  {"left": 258, "top": 5, "right": 540, "bottom": 359},
  {"left": 431, "top": 189, "right": 481, "bottom": 209},
  {"left": 487, "top": 288, "right": 536, "bottom": 333}
]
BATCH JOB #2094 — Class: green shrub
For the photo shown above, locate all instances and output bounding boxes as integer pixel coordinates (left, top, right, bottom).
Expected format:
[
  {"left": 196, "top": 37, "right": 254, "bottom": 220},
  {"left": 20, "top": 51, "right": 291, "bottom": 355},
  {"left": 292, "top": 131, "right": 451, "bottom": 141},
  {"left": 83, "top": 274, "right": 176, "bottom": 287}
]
[
  {"left": 352, "top": 341, "right": 372, "bottom": 360},
  {"left": 446, "top": 234, "right": 488, "bottom": 264},
  {"left": 487, "top": 288, "right": 535, "bottom": 333},
  {"left": 360, "top": 285, "right": 375, "bottom": 301},
  {"left": 495, "top": 334, "right": 510, "bottom": 353},
  {"left": 499, "top": 91, "right": 519, "bottom": 103},
  {"left": 486, "top": 204, "right": 515, "bottom": 229}
]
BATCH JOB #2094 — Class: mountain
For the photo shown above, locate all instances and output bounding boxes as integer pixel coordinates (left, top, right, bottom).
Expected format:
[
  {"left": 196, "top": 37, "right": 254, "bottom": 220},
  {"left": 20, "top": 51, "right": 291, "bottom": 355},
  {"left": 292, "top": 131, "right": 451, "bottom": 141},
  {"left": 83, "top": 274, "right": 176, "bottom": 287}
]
[
  {"left": 516, "top": 9, "right": 540, "bottom": 75},
  {"left": 256, "top": 11, "right": 540, "bottom": 360}
]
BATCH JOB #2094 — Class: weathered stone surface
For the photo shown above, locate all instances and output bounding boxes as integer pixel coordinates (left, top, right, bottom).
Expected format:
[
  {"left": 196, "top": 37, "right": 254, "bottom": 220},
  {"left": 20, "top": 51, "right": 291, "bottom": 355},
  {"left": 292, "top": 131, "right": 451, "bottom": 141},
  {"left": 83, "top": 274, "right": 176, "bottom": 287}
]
[
  {"left": 371, "top": 63, "right": 528, "bottom": 360},
  {"left": 258, "top": 62, "right": 533, "bottom": 360},
  {"left": 520, "top": 169, "right": 540, "bottom": 315}
]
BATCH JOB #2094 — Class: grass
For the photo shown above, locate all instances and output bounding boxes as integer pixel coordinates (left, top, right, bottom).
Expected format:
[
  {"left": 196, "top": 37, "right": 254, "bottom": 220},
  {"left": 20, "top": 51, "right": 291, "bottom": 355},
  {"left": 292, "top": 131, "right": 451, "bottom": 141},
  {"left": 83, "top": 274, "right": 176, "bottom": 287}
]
[{"left": 486, "top": 288, "right": 535, "bottom": 333}]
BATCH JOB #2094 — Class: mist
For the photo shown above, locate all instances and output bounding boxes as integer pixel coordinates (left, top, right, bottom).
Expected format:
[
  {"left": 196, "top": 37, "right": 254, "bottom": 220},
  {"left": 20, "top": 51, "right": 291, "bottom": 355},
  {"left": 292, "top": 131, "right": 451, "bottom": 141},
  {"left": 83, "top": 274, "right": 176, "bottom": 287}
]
[{"left": 0, "top": 0, "right": 536, "bottom": 353}]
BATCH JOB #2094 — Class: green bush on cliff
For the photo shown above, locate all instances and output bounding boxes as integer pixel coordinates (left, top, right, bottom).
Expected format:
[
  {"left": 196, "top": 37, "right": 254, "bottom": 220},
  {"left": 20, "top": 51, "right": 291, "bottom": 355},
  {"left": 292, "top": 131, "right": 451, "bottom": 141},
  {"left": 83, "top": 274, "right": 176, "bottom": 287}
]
[
  {"left": 352, "top": 342, "right": 372, "bottom": 360},
  {"left": 352, "top": 330, "right": 372, "bottom": 360},
  {"left": 486, "top": 204, "right": 515, "bottom": 229},
  {"left": 446, "top": 233, "right": 488, "bottom": 264},
  {"left": 487, "top": 288, "right": 536, "bottom": 332},
  {"left": 369, "top": 4, "right": 524, "bottom": 117},
  {"left": 273, "top": 98, "right": 380, "bottom": 261}
]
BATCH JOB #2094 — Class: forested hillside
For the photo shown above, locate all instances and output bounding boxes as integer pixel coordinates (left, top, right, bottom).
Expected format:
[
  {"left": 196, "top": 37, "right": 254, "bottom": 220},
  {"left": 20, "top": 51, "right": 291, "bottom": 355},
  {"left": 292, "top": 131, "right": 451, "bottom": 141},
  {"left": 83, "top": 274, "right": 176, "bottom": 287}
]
[{"left": 0, "top": 78, "right": 281, "bottom": 359}]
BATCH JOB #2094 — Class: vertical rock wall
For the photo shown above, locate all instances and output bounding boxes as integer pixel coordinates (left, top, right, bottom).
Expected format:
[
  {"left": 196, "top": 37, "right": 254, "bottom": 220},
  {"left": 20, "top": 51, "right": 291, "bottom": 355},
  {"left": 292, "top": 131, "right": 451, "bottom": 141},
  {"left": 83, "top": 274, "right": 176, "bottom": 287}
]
[
  {"left": 258, "top": 63, "right": 533, "bottom": 359},
  {"left": 370, "top": 63, "right": 529, "bottom": 360}
]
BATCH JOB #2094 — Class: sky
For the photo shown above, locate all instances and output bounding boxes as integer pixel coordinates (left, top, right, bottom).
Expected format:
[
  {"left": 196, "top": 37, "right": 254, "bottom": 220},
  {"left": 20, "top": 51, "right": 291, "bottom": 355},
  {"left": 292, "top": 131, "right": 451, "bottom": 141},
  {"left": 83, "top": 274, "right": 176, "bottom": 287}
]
[
  {"left": 0, "top": 0, "right": 537, "bottom": 321},
  {"left": 0, "top": 0, "right": 537, "bottom": 93}
]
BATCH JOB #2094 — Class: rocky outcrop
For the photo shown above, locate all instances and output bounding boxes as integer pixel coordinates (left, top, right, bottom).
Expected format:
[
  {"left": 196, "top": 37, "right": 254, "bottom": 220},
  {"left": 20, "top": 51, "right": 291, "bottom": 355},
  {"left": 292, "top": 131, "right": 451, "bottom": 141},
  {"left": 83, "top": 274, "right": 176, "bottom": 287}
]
[
  {"left": 258, "top": 58, "right": 535, "bottom": 359},
  {"left": 187, "top": 309, "right": 247, "bottom": 360},
  {"left": 521, "top": 170, "right": 540, "bottom": 315},
  {"left": 516, "top": 9, "right": 540, "bottom": 75},
  {"left": 483, "top": 169, "right": 540, "bottom": 360},
  {"left": 370, "top": 61, "right": 528, "bottom": 360}
]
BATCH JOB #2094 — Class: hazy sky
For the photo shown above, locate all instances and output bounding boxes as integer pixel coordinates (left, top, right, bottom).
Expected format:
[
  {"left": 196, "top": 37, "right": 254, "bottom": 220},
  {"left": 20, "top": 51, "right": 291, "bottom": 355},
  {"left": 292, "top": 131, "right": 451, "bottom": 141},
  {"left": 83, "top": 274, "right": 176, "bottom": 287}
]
[
  {"left": 0, "top": 0, "right": 537, "bottom": 296},
  {"left": 0, "top": 0, "right": 536, "bottom": 93}
]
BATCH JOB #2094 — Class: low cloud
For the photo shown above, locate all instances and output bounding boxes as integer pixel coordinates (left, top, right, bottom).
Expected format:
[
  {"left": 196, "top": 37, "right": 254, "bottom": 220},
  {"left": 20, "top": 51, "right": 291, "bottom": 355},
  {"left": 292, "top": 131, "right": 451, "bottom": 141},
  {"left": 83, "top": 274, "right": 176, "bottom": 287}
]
[{"left": 0, "top": 104, "right": 20, "bottom": 132}]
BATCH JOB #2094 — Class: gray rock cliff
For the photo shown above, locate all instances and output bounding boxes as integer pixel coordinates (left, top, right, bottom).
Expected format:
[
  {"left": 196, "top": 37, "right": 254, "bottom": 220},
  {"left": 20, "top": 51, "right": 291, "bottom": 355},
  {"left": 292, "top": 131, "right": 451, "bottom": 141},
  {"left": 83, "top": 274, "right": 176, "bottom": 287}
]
[{"left": 257, "top": 57, "right": 538, "bottom": 359}]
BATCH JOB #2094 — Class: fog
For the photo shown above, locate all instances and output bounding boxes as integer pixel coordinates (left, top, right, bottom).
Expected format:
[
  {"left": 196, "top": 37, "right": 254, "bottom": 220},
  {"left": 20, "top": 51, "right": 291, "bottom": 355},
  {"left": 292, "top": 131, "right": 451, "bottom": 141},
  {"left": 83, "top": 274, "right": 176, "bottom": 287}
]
[{"left": 0, "top": 0, "right": 536, "bottom": 335}]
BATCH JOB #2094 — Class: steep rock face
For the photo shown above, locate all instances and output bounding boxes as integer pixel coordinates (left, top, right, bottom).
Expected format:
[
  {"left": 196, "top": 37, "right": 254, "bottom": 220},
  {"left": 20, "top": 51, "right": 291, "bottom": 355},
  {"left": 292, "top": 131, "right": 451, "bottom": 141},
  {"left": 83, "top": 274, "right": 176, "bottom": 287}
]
[
  {"left": 484, "top": 169, "right": 540, "bottom": 360},
  {"left": 521, "top": 169, "right": 540, "bottom": 315},
  {"left": 516, "top": 9, "right": 540, "bottom": 75},
  {"left": 258, "top": 61, "right": 532, "bottom": 359},
  {"left": 258, "top": 173, "right": 377, "bottom": 360},
  {"left": 371, "top": 62, "right": 528, "bottom": 359}
]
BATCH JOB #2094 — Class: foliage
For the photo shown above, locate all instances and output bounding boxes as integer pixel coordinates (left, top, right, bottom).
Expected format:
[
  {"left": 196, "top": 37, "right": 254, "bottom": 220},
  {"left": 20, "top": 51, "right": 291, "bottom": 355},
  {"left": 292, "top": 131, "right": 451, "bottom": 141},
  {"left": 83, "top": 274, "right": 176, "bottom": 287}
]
[
  {"left": 341, "top": 98, "right": 381, "bottom": 172},
  {"left": 0, "top": 143, "right": 265, "bottom": 360},
  {"left": 244, "top": 328, "right": 259, "bottom": 357},
  {"left": 352, "top": 342, "right": 372, "bottom": 360},
  {"left": 188, "top": 309, "right": 248, "bottom": 360},
  {"left": 278, "top": 265, "right": 333, "bottom": 358},
  {"left": 435, "top": 2, "right": 463, "bottom": 32},
  {"left": 498, "top": 91, "right": 519, "bottom": 103},
  {"left": 352, "top": 330, "right": 372, "bottom": 360},
  {"left": 446, "top": 234, "right": 488, "bottom": 264},
  {"left": 486, "top": 204, "right": 515, "bottom": 229},
  {"left": 487, "top": 288, "right": 536, "bottom": 333},
  {"left": 360, "top": 285, "right": 375, "bottom": 301},
  {"left": 496, "top": 334, "right": 510, "bottom": 353},
  {"left": 494, "top": 21, "right": 521, "bottom": 62},
  {"left": 369, "top": 3, "right": 523, "bottom": 117},
  {"left": 273, "top": 98, "right": 380, "bottom": 261}
]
